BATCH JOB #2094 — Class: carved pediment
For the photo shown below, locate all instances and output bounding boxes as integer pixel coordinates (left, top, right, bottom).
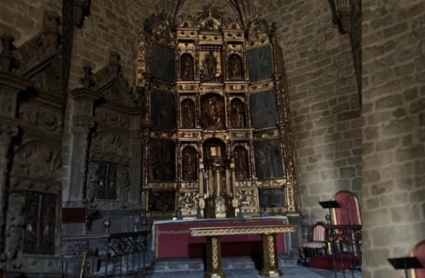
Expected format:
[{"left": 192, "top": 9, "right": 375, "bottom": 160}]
[
  {"left": 92, "top": 51, "right": 142, "bottom": 107},
  {"left": 16, "top": 12, "right": 61, "bottom": 77},
  {"left": 196, "top": 4, "right": 223, "bottom": 32}
]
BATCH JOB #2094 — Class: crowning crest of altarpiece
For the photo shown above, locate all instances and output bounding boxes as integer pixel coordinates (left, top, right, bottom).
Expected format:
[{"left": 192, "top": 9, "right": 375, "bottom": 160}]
[{"left": 137, "top": 3, "right": 300, "bottom": 220}]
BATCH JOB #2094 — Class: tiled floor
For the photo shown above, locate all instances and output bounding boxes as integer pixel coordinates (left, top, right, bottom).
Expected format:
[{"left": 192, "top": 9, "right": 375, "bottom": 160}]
[{"left": 146, "top": 266, "right": 362, "bottom": 278}]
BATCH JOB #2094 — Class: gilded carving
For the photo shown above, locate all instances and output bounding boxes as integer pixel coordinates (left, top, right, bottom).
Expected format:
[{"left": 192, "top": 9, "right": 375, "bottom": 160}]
[{"left": 235, "top": 190, "right": 257, "bottom": 207}]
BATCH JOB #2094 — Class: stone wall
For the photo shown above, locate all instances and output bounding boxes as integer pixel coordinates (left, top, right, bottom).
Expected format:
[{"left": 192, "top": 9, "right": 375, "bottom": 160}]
[
  {"left": 263, "top": 0, "right": 362, "bottom": 227},
  {"left": 362, "top": 0, "right": 425, "bottom": 277},
  {"left": 0, "top": 0, "right": 61, "bottom": 47}
]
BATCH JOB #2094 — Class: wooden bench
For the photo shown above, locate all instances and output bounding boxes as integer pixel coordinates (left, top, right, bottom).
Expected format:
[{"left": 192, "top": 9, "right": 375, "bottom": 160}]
[{"left": 190, "top": 225, "right": 296, "bottom": 278}]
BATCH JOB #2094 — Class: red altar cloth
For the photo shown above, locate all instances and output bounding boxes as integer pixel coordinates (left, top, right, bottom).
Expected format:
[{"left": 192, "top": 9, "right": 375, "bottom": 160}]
[{"left": 152, "top": 217, "right": 289, "bottom": 259}]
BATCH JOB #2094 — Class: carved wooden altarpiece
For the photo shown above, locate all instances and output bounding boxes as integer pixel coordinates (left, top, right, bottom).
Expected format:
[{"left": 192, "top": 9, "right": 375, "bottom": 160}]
[{"left": 137, "top": 3, "right": 299, "bottom": 220}]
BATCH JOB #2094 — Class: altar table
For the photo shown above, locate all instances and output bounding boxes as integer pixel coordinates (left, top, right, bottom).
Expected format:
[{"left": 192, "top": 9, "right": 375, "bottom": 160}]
[
  {"left": 190, "top": 225, "right": 296, "bottom": 278},
  {"left": 151, "top": 216, "right": 291, "bottom": 259}
]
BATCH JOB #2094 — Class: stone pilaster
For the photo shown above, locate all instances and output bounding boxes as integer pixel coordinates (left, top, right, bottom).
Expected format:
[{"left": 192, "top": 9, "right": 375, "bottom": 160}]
[
  {"left": 66, "top": 83, "right": 100, "bottom": 206},
  {"left": 130, "top": 130, "right": 143, "bottom": 206}
]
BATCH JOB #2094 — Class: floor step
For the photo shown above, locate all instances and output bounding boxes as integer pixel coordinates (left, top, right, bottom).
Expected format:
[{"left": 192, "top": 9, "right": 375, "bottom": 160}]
[{"left": 148, "top": 255, "right": 298, "bottom": 273}]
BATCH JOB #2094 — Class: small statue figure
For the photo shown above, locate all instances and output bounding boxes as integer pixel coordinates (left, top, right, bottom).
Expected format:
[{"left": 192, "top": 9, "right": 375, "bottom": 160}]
[
  {"left": 231, "top": 100, "right": 245, "bottom": 128},
  {"left": 203, "top": 50, "right": 217, "bottom": 80},
  {"left": 229, "top": 55, "right": 242, "bottom": 79},
  {"left": 181, "top": 54, "right": 194, "bottom": 81},
  {"left": 183, "top": 148, "right": 197, "bottom": 181},
  {"left": 182, "top": 100, "right": 195, "bottom": 128}
]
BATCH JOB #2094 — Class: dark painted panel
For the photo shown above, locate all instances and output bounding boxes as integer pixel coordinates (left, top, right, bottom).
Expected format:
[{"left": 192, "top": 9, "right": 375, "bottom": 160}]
[
  {"left": 149, "top": 140, "right": 176, "bottom": 181},
  {"left": 149, "top": 191, "right": 176, "bottom": 211},
  {"left": 250, "top": 90, "right": 278, "bottom": 128},
  {"left": 254, "top": 139, "right": 285, "bottom": 179},
  {"left": 259, "top": 188, "right": 286, "bottom": 208},
  {"left": 247, "top": 46, "right": 273, "bottom": 81},
  {"left": 151, "top": 43, "right": 176, "bottom": 82},
  {"left": 151, "top": 91, "right": 176, "bottom": 129}
]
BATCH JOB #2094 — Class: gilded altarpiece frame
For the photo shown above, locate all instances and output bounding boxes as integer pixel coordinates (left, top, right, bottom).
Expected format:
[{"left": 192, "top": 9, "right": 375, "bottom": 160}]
[{"left": 138, "top": 4, "right": 299, "bottom": 220}]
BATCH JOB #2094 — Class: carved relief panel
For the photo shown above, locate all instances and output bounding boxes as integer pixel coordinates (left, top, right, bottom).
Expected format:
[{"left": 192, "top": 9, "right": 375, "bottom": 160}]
[{"left": 201, "top": 94, "right": 225, "bottom": 130}]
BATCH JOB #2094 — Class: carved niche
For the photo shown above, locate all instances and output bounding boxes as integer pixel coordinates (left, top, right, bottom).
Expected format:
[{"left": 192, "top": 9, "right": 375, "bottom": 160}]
[
  {"left": 201, "top": 94, "right": 225, "bottom": 130},
  {"left": 181, "top": 99, "right": 196, "bottom": 128},
  {"left": 234, "top": 146, "right": 249, "bottom": 180},
  {"left": 229, "top": 54, "right": 243, "bottom": 80},
  {"left": 182, "top": 147, "right": 198, "bottom": 181},
  {"left": 180, "top": 53, "right": 194, "bottom": 81},
  {"left": 230, "top": 98, "right": 246, "bottom": 128}
]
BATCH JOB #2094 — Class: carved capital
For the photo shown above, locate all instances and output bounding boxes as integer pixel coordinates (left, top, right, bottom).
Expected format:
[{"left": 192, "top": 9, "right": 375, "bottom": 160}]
[
  {"left": 71, "top": 87, "right": 101, "bottom": 117},
  {"left": 72, "top": 116, "right": 95, "bottom": 134}
]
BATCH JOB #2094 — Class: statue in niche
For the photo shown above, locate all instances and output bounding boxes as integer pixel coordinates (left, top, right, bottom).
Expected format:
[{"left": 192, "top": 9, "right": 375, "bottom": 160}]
[
  {"left": 235, "top": 147, "right": 249, "bottom": 180},
  {"left": 182, "top": 99, "right": 195, "bottom": 128},
  {"left": 85, "top": 161, "right": 99, "bottom": 205},
  {"left": 181, "top": 54, "right": 194, "bottom": 81},
  {"left": 231, "top": 99, "right": 245, "bottom": 128},
  {"left": 182, "top": 148, "right": 197, "bottom": 181},
  {"left": 203, "top": 50, "right": 217, "bottom": 80},
  {"left": 120, "top": 168, "right": 130, "bottom": 207},
  {"left": 229, "top": 54, "right": 243, "bottom": 79},
  {"left": 202, "top": 96, "right": 224, "bottom": 129}
]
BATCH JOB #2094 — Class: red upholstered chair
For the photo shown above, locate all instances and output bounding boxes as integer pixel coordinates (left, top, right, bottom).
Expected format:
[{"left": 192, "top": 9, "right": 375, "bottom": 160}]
[
  {"left": 331, "top": 190, "right": 361, "bottom": 226},
  {"left": 299, "top": 222, "right": 327, "bottom": 265},
  {"left": 411, "top": 240, "right": 425, "bottom": 278},
  {"left": 330, "top": 191, "right": 361, "bottom": 256}
]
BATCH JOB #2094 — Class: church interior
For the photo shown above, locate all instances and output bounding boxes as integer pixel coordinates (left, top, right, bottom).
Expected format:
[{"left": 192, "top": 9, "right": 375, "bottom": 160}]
[{"left": 0, "top": 0, "right": 424, "bottom": 277}]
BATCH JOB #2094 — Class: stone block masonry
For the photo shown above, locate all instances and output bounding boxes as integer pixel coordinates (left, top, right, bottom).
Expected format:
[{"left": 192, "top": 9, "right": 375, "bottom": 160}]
[
  {"left": 362, "top": 0, "right": 425, "bottom": 277},
  {"left": 263, "top": 0, "right": 362, "bottom": 227}
]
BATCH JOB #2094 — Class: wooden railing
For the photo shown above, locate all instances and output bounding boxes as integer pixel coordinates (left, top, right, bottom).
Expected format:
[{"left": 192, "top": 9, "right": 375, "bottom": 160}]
[{"left": 62, "top": 231, "right": 150, "bottom": 278}]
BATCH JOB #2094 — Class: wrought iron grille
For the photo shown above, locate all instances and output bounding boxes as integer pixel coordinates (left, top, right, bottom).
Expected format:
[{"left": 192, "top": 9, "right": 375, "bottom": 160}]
[{"left": 62, "top": 231, "right": 150, "bottom": 278}]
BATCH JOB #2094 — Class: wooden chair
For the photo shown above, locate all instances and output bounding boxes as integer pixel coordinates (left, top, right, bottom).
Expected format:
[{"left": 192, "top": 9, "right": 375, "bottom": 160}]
[
  {"left": 299, "top": 222, "right": 327, "bottom": 265},
  {"left": 411, "top": 240, "right": 425, "bottom": 278}
]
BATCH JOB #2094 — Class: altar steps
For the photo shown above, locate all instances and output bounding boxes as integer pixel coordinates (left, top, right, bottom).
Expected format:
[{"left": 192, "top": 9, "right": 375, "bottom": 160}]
[{"left": 147, "top": 255, "right": 298, "bottom": 274}]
